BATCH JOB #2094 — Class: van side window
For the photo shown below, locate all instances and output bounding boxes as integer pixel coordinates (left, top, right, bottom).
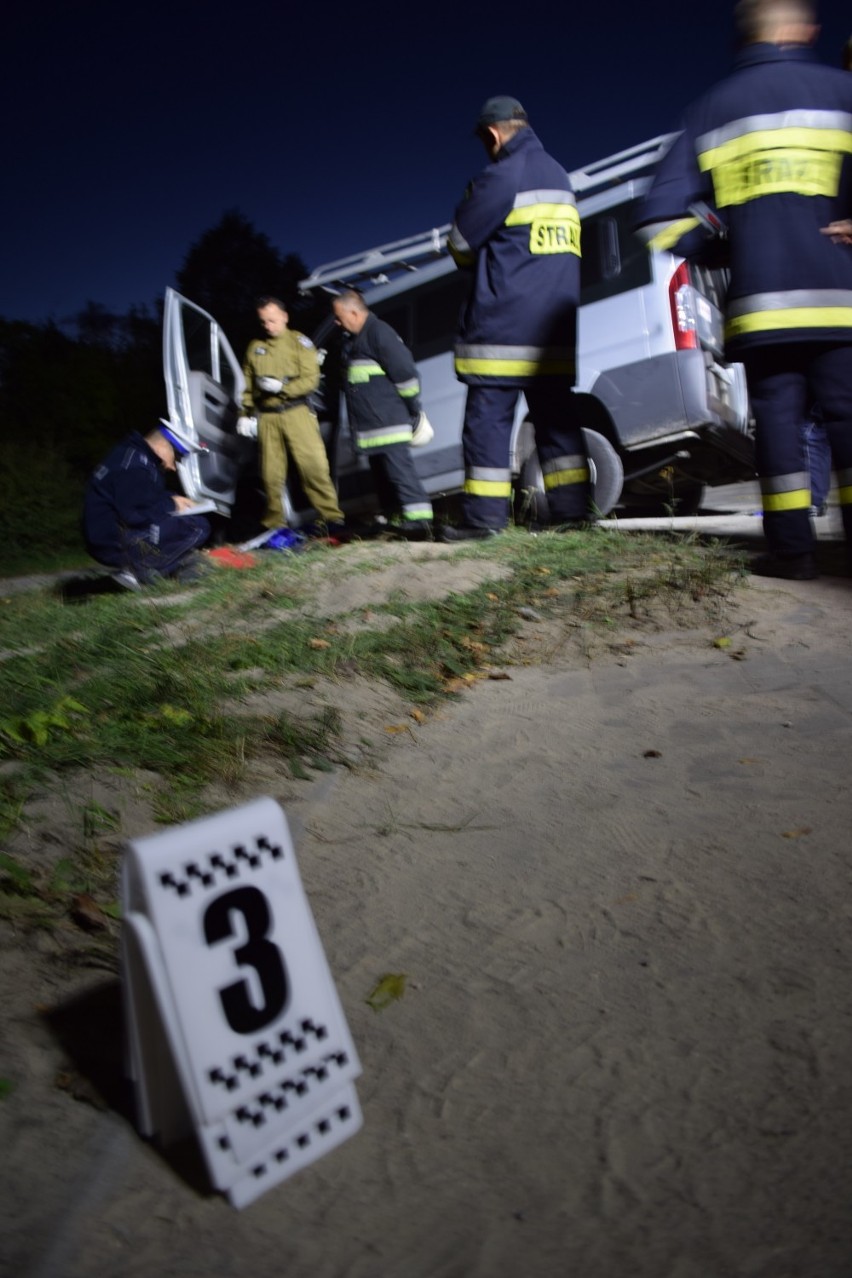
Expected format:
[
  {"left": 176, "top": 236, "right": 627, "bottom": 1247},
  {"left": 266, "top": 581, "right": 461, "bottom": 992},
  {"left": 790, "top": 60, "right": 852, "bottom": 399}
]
[
  {"left": 412, "top": 274, "right": 470, "bottom": 361},
  {"left": 374, "top": 273, "right": 470, "bottom": 363},
  {"left": 581, "top": 200, "right": 651, "bottom": 305},
  {"left": 375, "top": 304, "right": 412, "bottom": 347}
]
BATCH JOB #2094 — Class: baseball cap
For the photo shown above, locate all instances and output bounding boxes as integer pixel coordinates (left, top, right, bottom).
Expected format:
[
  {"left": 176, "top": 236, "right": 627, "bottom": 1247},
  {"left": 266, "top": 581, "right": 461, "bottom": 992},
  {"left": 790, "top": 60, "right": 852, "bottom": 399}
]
[{"left": 476, "top": 96, "right": 528, "bottom": 130}]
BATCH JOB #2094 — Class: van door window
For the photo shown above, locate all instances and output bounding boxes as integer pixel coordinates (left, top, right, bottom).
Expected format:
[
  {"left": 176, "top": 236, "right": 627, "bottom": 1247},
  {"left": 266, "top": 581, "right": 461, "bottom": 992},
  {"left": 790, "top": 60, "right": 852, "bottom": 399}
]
[
  {"left": 181, "top": 302, "right": 215, "bottom": 376},
  {"left": 581, "top": 200, "right": 652, "bottom": 305}
]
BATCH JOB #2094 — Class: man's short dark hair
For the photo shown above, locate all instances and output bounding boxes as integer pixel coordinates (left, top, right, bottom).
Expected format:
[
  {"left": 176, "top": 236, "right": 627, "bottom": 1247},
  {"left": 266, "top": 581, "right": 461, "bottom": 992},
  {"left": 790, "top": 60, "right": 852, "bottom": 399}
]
[
  {"left": 334, "top": 289, "right": 368, "bottom": 312},
  {"left": 256, "top": 295, "right": 288, "bottom": 311}
]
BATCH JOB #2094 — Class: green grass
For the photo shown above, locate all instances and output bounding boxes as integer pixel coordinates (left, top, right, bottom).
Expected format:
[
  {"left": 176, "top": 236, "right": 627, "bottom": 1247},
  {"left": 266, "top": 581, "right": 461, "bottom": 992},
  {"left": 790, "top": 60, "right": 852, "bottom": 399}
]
[{"left": 0, "top": 529, "right": 742, "bottom": 853}]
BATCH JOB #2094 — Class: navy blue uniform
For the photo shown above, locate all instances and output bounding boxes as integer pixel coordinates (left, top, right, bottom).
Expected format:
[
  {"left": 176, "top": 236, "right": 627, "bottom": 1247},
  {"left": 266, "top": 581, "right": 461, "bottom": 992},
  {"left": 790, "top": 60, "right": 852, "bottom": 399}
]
[
  {"left": 448, "top": 126, "right": 588, "bottom": 528},
  {"left": 340, "top": 313, "right": 432, "bottom": 526},
  {"left": 639, "top": 42, "right": 852, "bottom": 559},
  {"left": 84, "top": 432, "right": 209, "bottom": 581}
]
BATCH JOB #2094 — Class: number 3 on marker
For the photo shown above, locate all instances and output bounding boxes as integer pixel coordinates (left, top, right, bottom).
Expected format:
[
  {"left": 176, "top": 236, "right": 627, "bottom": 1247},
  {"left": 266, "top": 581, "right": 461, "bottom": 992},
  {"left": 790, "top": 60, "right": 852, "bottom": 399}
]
[{"left": 203, "top": 886, "right": 289, "bottom": 1034}]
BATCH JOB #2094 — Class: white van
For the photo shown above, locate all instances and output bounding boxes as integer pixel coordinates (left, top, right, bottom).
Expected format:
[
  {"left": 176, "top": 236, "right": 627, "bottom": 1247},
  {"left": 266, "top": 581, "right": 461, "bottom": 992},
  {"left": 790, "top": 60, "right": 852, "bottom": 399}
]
[{"left": 164, "top": 135, "right": 754, "bottom": 527}]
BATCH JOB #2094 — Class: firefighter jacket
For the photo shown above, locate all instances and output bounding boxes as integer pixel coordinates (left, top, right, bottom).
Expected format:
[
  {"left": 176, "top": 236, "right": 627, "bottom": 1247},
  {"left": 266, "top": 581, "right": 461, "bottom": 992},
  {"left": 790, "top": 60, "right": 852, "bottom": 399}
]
[
  {"left": 242, "top": 328, "right": 320, "bottom": 414},
  {"left": 448, "top": 126, "right": 580, "bottom": 386},
  {"left": 340, "top": 313, "right": 422, "bottom": 449},
  {"left": 83, "top": 432, "right": 177, "bottom": 559},
  {"left": 638, "top": 43, "right": 852, "bottom": 354}
]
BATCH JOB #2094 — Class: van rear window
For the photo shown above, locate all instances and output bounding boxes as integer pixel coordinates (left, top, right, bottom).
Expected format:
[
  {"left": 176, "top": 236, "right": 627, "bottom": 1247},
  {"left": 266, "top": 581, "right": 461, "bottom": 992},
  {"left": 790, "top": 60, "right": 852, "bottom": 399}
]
[{"left": 580, "top": 200, "right": 651, "bottom": 305}]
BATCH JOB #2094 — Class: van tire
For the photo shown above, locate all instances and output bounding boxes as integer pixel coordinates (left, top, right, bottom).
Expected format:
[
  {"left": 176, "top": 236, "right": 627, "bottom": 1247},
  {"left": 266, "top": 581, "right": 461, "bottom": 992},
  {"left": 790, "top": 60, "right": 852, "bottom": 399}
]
[
  {"left": 514, "top": 427, "right": 624, "bottom": 523},
  {"left": 583, "top": 428, "right": 624, "bottom": 518}
]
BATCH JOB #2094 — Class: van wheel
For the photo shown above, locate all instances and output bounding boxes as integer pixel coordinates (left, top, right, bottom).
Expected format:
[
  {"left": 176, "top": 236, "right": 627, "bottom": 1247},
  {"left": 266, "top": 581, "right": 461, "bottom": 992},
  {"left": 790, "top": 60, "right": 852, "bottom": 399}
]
[
  {"left": 514, "top": 427, "right": 624, "bottom": 524},
  {"left": 583, "top": 429, "right": 624, "bottom": 517}
]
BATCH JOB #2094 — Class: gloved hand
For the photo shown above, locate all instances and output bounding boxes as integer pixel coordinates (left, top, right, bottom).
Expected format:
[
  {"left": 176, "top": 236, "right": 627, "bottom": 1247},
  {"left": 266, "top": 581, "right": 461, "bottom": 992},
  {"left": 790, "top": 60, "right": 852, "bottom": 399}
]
[
  {"left": 411, "top": 410, "right": 434, "bottom": 448},
  {"left": 256, "top": 375, "right": 287, "bottom": 394},
  {"left": 236, "top": 415, "right": 258, "bottom": 438}
]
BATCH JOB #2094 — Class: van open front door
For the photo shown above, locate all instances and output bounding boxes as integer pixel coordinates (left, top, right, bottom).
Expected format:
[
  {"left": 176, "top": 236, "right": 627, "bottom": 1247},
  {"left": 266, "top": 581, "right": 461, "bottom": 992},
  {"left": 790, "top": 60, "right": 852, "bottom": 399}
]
[{"left": 163, "top": 288, "right": 253, "bottom": 515}]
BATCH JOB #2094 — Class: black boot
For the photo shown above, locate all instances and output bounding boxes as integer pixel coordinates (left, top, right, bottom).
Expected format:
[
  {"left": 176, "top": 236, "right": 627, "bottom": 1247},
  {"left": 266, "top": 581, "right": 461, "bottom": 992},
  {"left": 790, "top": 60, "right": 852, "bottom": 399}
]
[{"left": 439, "top": 525, "right": 502, "bottom": 543}]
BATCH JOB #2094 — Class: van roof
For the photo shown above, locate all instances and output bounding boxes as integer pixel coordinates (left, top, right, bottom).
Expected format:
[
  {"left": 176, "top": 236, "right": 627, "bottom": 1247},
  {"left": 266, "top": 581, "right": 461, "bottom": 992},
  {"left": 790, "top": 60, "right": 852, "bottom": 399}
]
[{"left": 299, "top": 134, "right": 676, "bottom": 296}]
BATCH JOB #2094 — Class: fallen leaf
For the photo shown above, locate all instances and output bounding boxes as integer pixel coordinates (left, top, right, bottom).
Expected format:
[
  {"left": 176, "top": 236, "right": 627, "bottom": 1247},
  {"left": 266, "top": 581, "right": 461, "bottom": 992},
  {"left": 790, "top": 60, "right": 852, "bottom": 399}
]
[
  {"left": 55, "top": 1070, "right": 108, "bottom": 1109},
  {"left": 486, "top": 593, "right": 499, "bottom": 602},
  {"left": 487, "top": 671, "right": 513, "bottom": 681},
  {"left": 534, "top": 566, "right": 552, "bottom": 575},
  {"left": 781, "top": 827, "right": 812, "bottom": 839},
  {"left": 70, "top": 893, "right": 110, "bottom": 932},
  {"left": 542, "top": 587, "right": 560, "bottom": 597},
  {"left": 384, "top": 723, "right": 409, "bottom": 734},
  {"left": 713, "top": 636, "right": 732, "bottom": 649},
  {"left": 410, "top": 709, "right": 427, "bottom": 723},
  {"left": 309, "top": 638, "right": 331, "bottom": 650},
  {"left": 643, "top": 749, "right": 662, "bottom": 758},
  {"left": 365, "top": 973, "right": 407, "bottom": 1012}
]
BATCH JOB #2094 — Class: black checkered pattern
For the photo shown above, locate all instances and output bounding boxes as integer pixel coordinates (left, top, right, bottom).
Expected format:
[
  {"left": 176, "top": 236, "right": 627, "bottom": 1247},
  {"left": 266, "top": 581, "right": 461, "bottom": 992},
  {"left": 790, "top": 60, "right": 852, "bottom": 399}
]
[
  {"left": 229, "top": 1051, "right": 350, "bottom": 1129},
  {"left": 206, "top": 1018, "right": 330, "bottom": 1092},
  {"left": 247, "top": 1101, "right": 355, "bottom": 1182},
  {"left": 157, "top": 835, "right": 284, "bottom": 898}
]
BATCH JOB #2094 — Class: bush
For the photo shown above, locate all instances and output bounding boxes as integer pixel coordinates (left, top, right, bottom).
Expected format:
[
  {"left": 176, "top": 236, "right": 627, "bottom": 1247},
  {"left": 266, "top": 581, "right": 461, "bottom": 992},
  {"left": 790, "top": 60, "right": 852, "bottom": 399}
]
[{"left": 0, "top": 442, "right": 87, "bottom": 575}]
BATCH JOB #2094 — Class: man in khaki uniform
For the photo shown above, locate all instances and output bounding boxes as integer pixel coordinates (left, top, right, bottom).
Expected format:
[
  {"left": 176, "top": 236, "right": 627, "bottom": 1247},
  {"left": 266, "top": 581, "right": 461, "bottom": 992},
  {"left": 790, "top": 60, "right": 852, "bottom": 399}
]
[{"left": 239, "top": 296, "right": 344, "bottom": 532}]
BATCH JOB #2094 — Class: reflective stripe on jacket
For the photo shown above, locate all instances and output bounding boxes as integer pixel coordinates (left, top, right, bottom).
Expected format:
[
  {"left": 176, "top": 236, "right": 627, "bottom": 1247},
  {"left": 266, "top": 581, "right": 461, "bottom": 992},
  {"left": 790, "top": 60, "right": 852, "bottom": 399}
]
[
  {"left": 449, "top": 127, "right": 580, "bottom": 386},
  {"left": 638, "top": 43, "right": 852, "bottom": 352},
  {"left": 340, "top": 313, "right": 422, "bottom": 449}
]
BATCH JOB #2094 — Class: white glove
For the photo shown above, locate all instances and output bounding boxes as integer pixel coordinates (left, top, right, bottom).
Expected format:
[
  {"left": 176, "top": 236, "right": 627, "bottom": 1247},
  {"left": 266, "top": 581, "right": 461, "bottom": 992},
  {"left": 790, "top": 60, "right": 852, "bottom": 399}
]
[
  {"left": 411, "top": 411, "right": 434, "bottom": 448},
  {"left": 236, "top": 415, "right": 258, "bottom": 439},
  {"left": 256, "top": 375, "right": 286, "bottom": 394}
]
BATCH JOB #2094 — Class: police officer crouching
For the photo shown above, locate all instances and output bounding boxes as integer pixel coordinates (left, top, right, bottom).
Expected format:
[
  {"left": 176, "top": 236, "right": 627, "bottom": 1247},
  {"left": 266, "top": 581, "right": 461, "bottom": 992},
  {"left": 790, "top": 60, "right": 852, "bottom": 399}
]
[{"left": 83, "top": 421, "right": 211, "bottom": 588}]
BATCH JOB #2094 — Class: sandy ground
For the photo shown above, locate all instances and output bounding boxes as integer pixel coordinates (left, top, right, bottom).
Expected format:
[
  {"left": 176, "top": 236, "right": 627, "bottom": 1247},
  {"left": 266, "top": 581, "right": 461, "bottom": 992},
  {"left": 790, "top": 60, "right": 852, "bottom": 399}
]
[{"left": 3, "top": 514, "right": 852, "bottom": 1278}]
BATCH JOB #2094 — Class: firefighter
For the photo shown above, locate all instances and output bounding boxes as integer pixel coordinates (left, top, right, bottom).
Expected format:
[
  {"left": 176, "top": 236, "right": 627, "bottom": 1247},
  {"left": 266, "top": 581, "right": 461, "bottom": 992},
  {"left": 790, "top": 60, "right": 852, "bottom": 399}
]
[
  {"left": 238, "top": 297, "right": 344, "bottom": 535},
  {"left": 331, "top": 290, "right": 433, "bottom": 538},
  {"left": 638, "top": 0, "right": 852, "bottom": 580},
  {"left": 442, "top": 95, "right": 589, "bottom": 541}
]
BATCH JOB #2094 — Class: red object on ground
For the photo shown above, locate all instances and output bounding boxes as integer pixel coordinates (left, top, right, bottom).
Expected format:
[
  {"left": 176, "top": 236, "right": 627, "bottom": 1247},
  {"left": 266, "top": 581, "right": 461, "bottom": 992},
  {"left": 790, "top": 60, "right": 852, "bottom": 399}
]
[{"left": 207, "top": 547, "right": 259, "bottom": 569}]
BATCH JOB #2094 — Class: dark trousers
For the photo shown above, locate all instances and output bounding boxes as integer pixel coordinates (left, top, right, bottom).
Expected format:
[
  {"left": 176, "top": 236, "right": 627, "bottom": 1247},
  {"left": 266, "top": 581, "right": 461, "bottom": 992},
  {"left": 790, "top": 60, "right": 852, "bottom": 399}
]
[
  {"left": 115, "top": 515, "right": 210, "bottom": 582},
  {"left": 802, "top": 414, "right": 832, "bottom": 511},
  {"left": 742, "top": 343, "right": 852, "bottom": 557},
  {"left": 460, "top": 380, "right": 588, "bottom": 529},
  {"left": 367, "top": 445, "right": 432, "bottom": 522}
]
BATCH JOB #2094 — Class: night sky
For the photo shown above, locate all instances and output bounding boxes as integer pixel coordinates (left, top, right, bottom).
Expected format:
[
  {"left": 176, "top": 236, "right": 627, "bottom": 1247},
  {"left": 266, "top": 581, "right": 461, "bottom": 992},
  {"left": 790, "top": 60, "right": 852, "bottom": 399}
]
[{"left": 3, "top": 0, "right": 848, "bottom": 327}]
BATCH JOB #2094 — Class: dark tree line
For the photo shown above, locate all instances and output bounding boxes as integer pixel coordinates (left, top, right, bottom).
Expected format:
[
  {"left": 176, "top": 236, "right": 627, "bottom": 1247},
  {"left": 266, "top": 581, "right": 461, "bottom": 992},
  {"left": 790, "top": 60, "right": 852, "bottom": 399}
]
[{"left": 0, "top": 212, "right": 308, "bottom": 573}]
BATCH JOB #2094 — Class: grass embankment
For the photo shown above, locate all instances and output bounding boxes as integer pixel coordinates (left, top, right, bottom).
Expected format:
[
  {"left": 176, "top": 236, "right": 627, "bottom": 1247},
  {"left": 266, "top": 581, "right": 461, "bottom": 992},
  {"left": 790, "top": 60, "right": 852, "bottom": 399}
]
[{"left": 0, "top": 528, "right": 742, "bottom": 945}]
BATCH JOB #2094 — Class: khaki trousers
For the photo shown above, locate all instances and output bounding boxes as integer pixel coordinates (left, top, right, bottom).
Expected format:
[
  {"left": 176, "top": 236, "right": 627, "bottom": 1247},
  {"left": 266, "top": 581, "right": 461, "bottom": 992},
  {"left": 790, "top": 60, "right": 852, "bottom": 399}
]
[{"left": 258, "top": 405, "right": 343, "bottom": 529}]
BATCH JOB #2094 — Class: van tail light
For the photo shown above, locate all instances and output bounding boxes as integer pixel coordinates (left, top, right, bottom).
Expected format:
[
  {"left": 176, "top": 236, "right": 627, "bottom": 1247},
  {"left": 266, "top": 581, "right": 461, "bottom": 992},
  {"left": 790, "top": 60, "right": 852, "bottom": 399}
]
[{"left": 669, "top": 261, "right": 699, "bottom": 350}]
